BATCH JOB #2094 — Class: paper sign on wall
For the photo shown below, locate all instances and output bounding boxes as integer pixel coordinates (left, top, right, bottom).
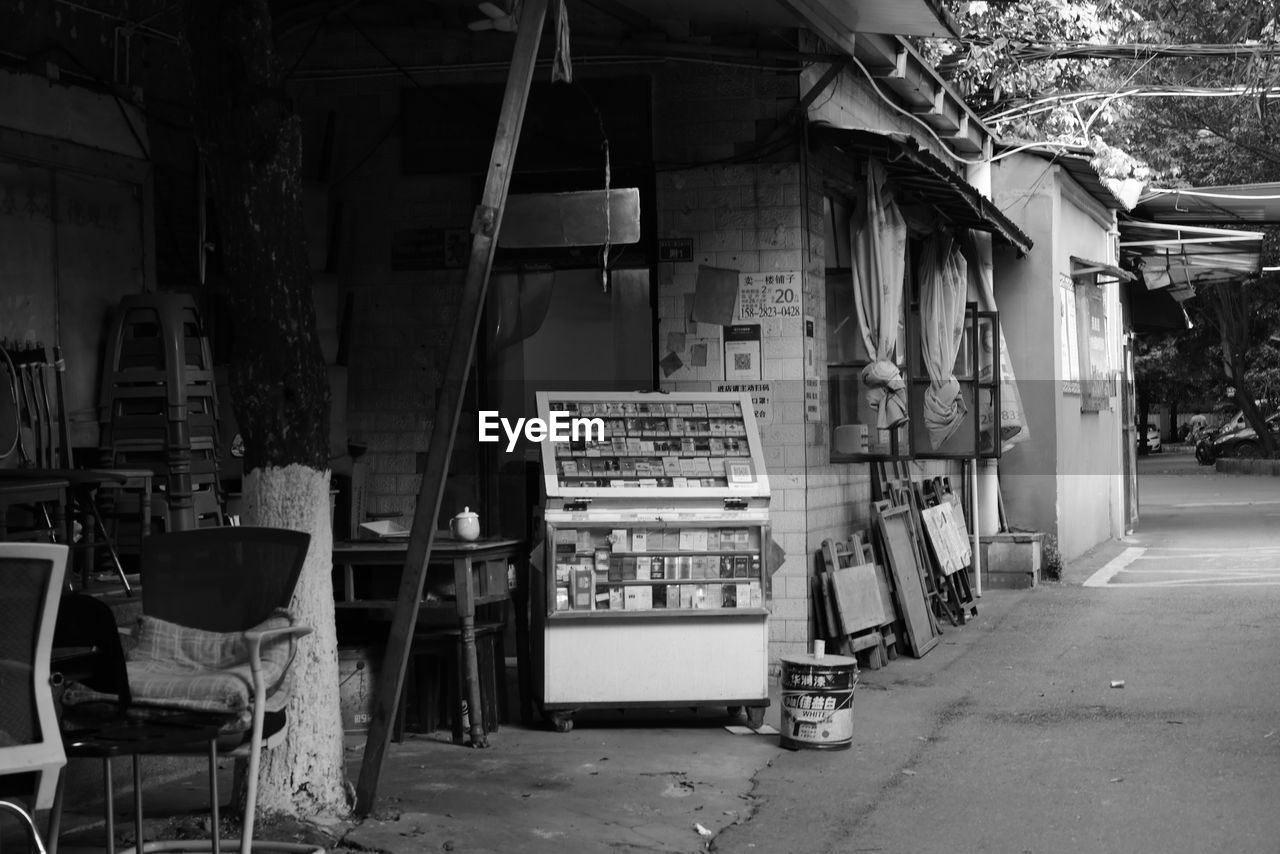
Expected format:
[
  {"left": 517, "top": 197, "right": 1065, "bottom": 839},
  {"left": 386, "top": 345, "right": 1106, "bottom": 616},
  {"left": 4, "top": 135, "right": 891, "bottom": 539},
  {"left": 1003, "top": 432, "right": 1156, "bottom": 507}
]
[
  {"left": 738, "top": 271, "right": 801, "bottom": 323},
  {"left": 715, "top": 381, "right": 773, "bottom": 426},
  {"left": 724, "top": 324, "right": 762, "bottom": 381}
]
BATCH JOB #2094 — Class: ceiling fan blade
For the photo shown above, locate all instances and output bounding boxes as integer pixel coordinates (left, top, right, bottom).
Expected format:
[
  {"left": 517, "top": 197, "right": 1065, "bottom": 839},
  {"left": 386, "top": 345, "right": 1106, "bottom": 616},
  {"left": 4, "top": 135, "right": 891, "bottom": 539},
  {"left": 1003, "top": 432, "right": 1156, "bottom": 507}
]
[
  {"left": 494, "top": 16, "right": 517, "bottom": 31},
  {"left": 477, "top": 1, "right": 506, "bottom": 19},
  {"left": 468, "top": 18, "right": 496, "bottom": 30}
]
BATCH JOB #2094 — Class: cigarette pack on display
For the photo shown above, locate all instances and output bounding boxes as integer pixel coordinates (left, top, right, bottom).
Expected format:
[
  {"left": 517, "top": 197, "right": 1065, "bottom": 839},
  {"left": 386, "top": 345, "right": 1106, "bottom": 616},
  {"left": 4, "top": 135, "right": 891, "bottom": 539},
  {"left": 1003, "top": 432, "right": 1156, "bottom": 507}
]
[
  {"left": 624, "top": 585, "right": 651, "bottom": 611},
  {"left": 722, "top": 584, "right": 738, "bottom": 608},
  {"left": 651, "top": 584, "right": 668, "bottom": 608},
  {"left": 572, "top": 567, "right": 593, "bottom": 610},
  {"left": 535, "top": 390, "right": 772, "bottom": 729}
]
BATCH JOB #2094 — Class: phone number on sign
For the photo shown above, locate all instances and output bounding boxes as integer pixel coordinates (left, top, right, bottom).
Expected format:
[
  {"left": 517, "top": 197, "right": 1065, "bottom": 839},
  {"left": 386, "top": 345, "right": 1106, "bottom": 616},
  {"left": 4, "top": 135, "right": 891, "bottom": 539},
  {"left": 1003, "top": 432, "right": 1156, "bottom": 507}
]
[{"left": 741, "top": 304, "right": 801, "bottom": 319}]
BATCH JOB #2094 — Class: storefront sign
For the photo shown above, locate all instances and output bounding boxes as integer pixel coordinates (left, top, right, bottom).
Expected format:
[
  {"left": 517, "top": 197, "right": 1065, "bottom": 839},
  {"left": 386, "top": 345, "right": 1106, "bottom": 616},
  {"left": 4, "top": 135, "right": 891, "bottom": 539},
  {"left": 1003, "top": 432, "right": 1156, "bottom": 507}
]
[{"left": 658, "top": 238, "right": 694, "bottom": 262}]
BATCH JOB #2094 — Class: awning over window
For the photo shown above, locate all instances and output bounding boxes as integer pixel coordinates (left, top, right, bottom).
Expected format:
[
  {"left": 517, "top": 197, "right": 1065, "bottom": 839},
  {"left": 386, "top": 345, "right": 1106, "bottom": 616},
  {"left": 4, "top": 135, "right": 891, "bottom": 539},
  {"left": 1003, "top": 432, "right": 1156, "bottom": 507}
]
[
  {"left": 1136, "top": 183, "right": 1280, "bottom": 224},
  {"left": 1118, "top": 220, "right": 1262, "bottom": 301},
  {"left": 810, "top": 125, "right": 1033, "bottom": 254},
  {"left": 1070, "top": 256, "right": 1134, "bottom": 283}
]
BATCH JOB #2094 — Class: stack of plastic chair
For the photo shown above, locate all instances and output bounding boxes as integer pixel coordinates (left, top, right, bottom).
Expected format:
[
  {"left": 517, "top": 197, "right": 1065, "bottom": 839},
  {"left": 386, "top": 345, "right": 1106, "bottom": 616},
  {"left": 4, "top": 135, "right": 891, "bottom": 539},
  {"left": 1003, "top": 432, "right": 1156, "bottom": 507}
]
[{"left": 98, "top": 293, "right": 224, "bottom": 533}]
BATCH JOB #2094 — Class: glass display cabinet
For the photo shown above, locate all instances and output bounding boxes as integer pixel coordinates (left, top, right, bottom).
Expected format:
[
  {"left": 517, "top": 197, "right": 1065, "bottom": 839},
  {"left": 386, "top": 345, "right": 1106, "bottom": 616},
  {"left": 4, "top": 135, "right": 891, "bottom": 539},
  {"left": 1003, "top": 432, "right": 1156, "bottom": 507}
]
[{"left": 532, "top": 391, "right": 772, "bottom": 731}]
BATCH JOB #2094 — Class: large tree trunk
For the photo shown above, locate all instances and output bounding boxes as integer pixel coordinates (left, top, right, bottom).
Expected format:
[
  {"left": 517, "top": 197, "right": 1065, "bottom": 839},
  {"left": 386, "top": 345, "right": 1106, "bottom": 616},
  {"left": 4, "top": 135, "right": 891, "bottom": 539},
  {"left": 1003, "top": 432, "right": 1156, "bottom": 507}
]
[
  {"left": 181, "top": 0, "right": 348, "bottom": 818},
  {"left": 1209, "top": 283, "right": 1278, "bottom": 457}
]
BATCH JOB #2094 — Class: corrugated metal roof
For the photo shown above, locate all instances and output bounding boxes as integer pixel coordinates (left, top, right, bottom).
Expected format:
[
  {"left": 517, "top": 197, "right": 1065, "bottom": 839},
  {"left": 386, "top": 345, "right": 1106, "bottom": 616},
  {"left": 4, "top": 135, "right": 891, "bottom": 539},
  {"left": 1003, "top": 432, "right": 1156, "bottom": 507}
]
[
  {"left": 1015, "top": 145, "right": 1130, "bottom": 212},
  {"left": 1136, "top": 183, "right": 1280, "bottom": 224},
  {"left": 810, "top": 125, "right": 1033, "bottom": 253}
]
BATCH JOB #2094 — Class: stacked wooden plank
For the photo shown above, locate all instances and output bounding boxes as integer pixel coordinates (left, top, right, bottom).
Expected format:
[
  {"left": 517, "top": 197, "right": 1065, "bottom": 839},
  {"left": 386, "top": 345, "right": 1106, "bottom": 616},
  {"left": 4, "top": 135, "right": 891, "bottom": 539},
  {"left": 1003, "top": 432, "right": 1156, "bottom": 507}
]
[
  {"left": 815, "top": 533, "right": 898, "bottom": 669},
  {"left": 812, "top": 464, "right": 979, "bottom": 664}
]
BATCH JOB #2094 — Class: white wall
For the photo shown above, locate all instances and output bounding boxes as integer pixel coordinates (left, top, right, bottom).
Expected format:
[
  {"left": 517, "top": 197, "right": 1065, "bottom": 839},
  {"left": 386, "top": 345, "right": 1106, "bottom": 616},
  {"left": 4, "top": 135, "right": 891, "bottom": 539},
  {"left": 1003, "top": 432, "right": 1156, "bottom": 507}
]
[{"left": 993, "top": 154, "right": 1125, "bottom": 560}]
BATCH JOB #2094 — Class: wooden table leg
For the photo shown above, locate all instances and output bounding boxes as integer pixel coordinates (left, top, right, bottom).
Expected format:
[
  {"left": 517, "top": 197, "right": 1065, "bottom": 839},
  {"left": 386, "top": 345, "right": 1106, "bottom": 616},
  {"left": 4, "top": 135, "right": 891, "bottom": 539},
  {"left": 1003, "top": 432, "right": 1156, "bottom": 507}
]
[
  {"left": 512, "top": 555, "right": 532, "bottom": 725},
  {"left": 455, "top": 555, "right": 488, "bottom": 747}
]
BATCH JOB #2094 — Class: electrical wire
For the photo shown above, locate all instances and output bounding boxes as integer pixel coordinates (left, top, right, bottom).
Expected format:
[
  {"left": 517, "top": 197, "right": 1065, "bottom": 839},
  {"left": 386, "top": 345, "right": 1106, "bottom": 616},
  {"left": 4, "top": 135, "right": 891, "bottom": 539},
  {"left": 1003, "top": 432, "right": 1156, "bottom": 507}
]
[
  {"left": 847, "top": 52, "right": 1079, "bottom": 166},
  {"left": 987, "top": 85, "right": 1280, "bottom": 126},
  {"left": 1141, "top": 187, "right": 1280, "bottom": 201}
]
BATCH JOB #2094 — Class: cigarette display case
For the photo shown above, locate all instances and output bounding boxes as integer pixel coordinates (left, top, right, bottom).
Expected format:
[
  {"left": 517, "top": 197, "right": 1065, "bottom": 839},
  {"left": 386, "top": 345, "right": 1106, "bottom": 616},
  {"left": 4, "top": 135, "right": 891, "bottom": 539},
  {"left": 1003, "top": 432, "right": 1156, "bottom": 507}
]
[{"left": 532, "top": 391, "right": 772, "bottom": 731}]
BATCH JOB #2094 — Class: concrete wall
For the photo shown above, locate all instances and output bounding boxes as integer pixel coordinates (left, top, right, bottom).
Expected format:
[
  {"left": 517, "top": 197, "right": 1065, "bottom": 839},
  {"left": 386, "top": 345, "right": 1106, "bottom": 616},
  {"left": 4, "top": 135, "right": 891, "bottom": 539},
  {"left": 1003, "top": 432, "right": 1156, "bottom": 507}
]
[
  {"left": 1053, "top": 176, "right": 1125, "bottom": 557},
  {"left": 992, "top": 155, "right": 1062, "bottom": 543},
  {"left": 992, "top": 153, "right": 1124, "bottom": 560},
  {"left": 0, "top": 70, "right": 152, "bottom": 446}
]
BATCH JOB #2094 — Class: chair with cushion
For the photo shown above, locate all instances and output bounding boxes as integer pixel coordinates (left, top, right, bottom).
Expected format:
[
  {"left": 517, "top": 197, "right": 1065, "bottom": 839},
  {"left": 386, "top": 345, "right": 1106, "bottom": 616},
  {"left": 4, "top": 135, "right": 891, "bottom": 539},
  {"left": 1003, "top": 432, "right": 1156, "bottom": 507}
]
[
  {"left": 49, "top": 594, "right": 226, "bottom": 854},
  {"left": 52, "top": 527, "right": 317, "bottom": 854},
  {"left": 0, "top": 542, "right": 69, "bottom": 854},
  {"left": 133, "top": 527, "right": 315, "bottom": 854}
]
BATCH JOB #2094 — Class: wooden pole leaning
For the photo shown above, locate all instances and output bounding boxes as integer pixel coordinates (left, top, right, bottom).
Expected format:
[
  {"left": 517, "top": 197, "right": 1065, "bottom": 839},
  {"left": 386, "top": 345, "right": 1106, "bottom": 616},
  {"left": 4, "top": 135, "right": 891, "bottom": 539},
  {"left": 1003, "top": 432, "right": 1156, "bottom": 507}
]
[{"left": 354, "top": 0, "right": 550, "bottom": 815}]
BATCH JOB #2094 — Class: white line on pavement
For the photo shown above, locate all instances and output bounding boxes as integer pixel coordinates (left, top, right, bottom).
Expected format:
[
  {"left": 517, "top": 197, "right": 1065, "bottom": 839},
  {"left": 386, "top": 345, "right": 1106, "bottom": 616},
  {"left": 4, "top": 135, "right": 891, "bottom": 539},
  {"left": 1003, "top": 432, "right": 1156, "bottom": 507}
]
[
  {"left": 1106, "top": 579, "right": 1280, "bottom": 588},
  {"left": 1172, "top": 500, "right": 1280, "bottom": 508},
  {"left": 1083, "top": 547, "right": 1145, "bottom": 588}
]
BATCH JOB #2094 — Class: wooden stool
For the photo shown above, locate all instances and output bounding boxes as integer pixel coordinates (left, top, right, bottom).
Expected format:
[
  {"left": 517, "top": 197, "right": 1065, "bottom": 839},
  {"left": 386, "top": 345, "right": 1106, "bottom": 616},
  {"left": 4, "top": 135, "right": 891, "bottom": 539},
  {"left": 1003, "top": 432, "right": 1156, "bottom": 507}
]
[{"left": 401, "top": 622, "right": 507, "bottom": 744}]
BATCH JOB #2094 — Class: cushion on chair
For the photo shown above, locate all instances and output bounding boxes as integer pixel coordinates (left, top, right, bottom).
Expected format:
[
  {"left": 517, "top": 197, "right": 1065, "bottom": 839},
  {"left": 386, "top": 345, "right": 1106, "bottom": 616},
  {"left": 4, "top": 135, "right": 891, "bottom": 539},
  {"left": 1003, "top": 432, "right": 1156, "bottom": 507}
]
[{"left": 123, "top": 609, "right": 298, "bottom": 733}]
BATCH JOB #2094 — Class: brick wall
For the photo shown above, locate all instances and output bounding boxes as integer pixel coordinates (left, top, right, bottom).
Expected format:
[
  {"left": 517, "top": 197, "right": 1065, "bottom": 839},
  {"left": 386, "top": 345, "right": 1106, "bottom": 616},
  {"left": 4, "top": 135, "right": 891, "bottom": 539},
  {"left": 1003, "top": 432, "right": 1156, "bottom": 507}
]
[{"left": 652, "top": 62, "right": 845, "bottom": 667}]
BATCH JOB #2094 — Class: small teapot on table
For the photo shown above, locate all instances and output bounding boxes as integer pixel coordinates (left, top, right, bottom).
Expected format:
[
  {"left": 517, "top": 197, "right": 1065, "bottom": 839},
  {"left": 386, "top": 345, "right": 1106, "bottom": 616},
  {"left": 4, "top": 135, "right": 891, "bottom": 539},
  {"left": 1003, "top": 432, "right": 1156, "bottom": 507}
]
[{"left": 449, "top": 506, "right": 480, "bottom": 541}]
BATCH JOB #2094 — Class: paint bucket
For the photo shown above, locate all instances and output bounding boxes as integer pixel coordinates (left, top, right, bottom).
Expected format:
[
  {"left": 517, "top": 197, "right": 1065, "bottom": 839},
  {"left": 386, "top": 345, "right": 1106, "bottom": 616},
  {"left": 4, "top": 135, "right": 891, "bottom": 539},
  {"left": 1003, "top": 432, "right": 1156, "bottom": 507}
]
[
  {"left": 778, "top": 653, "right": 858, "bottom": 750},
  {"left": 338, "top": 646, "right": 379, "bottom": 734}
]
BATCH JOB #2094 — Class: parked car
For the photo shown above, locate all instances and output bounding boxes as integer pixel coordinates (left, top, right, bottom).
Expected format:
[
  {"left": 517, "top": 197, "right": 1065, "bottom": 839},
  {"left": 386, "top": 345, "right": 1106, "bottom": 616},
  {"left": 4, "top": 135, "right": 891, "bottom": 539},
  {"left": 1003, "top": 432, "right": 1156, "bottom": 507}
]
[
  {"left": 1138, "top": 423, "right": 1161, "bottom": 454},
  {"left": 1210, "top": 412, "right": 1280, "bottom": 458}
]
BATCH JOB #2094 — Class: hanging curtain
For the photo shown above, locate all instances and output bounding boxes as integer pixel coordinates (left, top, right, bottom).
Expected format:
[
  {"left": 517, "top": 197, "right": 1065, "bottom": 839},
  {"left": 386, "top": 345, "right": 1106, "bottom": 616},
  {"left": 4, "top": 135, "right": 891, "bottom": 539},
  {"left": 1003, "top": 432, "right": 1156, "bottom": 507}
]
[
  {"left": 853, "top": 160, "right": 909, "bottom": 431},
  {"left": 962, "top": 231, "right": 1030, "bottom": 451},
  {"left": 918, "top": 233, "right": 969, "bottom": 449}
]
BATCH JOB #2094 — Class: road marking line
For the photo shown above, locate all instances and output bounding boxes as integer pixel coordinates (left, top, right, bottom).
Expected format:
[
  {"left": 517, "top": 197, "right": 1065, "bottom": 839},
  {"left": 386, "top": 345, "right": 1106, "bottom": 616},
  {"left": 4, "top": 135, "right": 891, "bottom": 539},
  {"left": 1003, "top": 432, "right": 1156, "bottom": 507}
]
[
  {"left": 1121, "top": 566, "right": 1280, "bottom": 574},
  {"left": 1172, "top": 500, "right": 1280, "bottom": 508},
  {"left": 1108, "top": 579, "right": 1280, "bottom": 588},
  {"left": 1083, "top": 547, "right": 1145, "bottom": 587},
  {"left": 1105, "top": 550, "right": 1280, "bottom": 558}
]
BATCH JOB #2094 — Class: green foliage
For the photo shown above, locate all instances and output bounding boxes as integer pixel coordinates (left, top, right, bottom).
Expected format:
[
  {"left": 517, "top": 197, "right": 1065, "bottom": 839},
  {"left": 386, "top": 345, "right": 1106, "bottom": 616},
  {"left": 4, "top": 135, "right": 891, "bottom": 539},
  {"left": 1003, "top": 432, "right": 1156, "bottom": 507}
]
[
  {"left": 1133, "top": 334, "right": 1223, "bottom": 409},
  {"left": 1040, "top": 533, "right": 1062, "bottom": 582},
  {"left": 925, "top": 1, "right": 1127, "bottom": 138}
]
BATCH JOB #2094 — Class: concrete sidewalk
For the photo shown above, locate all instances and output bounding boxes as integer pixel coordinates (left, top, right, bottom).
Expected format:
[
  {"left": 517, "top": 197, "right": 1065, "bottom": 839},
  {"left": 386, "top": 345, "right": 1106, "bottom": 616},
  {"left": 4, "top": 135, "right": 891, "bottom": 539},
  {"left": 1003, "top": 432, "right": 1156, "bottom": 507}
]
[
  {"left": 343, "top": 586, "right": 1036, "bottom": 853},
  {"left": 51, "top": 586, "right": 1040, "bottom": 854}
]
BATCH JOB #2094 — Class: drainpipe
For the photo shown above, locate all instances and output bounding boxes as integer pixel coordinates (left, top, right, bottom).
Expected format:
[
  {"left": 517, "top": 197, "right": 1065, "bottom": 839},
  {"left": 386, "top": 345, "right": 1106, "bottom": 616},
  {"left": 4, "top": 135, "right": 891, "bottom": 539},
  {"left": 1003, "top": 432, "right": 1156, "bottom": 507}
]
[{"left": 965, "top": 140, "right": 999, "bottom": 596}]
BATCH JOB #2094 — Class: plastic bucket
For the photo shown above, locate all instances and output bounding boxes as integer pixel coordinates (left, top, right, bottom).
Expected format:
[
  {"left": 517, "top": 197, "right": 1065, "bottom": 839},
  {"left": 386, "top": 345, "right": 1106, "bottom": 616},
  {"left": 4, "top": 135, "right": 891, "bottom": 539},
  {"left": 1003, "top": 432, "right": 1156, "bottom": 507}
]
[{"left": 778, "top": 653, "right": 858, "bottom": 750}]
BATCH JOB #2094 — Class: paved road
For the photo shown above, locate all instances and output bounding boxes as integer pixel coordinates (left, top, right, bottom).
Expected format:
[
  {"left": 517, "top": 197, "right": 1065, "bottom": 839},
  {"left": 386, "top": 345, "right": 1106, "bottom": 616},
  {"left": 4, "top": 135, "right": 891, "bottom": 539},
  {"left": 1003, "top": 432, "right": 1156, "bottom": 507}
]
[
  {"left": 718, "top": 452, "right": 1280, "bottom": 854},
  {"left": 1086, "top": 451, "right": 1280, "bottom": 588}
]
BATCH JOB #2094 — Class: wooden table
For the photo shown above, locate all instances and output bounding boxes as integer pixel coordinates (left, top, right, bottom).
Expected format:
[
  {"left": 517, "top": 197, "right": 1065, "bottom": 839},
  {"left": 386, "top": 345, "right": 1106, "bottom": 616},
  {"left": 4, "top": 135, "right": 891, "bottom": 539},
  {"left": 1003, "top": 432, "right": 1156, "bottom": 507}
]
[
  {"left": 0, "top": 468, "right": 151, "bottom": 592},
  {"left": 0, "top": 474, "right": 70, "bottom": 544},
  {"left": 333, "top": 536, "right": 530, "bottom": 744}
]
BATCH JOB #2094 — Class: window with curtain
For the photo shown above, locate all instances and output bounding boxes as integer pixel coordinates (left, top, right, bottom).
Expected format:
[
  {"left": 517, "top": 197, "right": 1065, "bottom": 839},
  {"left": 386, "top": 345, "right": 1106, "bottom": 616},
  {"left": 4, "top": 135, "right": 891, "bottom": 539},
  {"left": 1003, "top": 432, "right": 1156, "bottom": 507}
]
[
  {"left": 823, "top": 164, "right": 1010, "bottom": 462},
  {"left": 824, "top": 183, "right": 912, "bottom": 462}
]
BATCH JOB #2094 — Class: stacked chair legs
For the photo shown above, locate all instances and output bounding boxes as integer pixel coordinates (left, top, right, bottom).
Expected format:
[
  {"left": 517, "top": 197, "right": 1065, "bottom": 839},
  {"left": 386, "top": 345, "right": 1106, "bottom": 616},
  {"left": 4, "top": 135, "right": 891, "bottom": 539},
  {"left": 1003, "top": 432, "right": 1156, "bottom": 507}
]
[{"left": 98, "top": 294, "right": 225, "bottom": 539}]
